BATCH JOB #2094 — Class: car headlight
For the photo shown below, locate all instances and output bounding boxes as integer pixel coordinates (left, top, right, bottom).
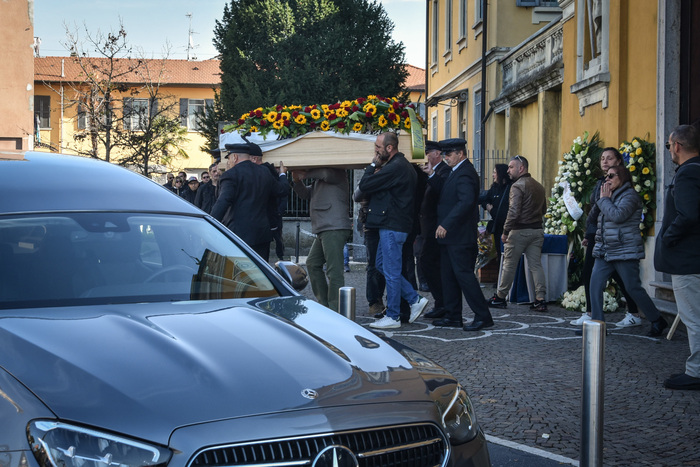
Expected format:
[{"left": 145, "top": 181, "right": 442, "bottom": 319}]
[
  {"left": 27, "top": 420, "right": 172, "bottom": 467},
  {"left": 439, "top": 385, "right": 479, "bottom": 445}
]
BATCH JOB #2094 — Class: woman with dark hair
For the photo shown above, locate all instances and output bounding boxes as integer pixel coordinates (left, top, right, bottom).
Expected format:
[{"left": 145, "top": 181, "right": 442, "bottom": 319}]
[
  {"left": 572, "top": 147, "right": 641, "bottom": 327},
  {"left": 587, "top": 164, "right": 668, "bottom": 336},
  {"left": 479, "top": 163, "right": 511, "bottom": 259}
]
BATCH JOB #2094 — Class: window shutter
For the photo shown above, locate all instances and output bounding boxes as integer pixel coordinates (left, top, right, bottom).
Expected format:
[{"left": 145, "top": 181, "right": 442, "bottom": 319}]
[
  {"left": 150, "top": 98, "right": 159, "bottom": 119},
  {"left": 77, "top": 103, "right": 86, "bottom": 130},
  {"left": 180, "top": 98, "right": 188, "bottom": 127},
  {"left": 123, "top": 98, "right": 133, "bottom": 131},
  {"left": 205, "top": 98, "right": 214, "bottom": 117}
]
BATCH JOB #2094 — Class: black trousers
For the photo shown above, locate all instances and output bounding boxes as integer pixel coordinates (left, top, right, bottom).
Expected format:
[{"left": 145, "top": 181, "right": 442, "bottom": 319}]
[
  {"left": 419, "top": 234, "right": 444, "bottom": 309},
  {"left": 440, "top": 243, "right": 492, "bottom": 323},
  {"left": 364, "top": 229, "right": 385, "bottom": 306}
]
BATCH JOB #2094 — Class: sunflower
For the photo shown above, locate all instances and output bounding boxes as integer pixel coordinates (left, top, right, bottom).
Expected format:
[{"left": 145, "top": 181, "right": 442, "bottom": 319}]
[
  {"left": 281, "top": 112, "right": 291, "bottom": 121},
  {"left": 266, "top": 111, "right": 278, "bottom": 122},
  {"left": 294, "top": 114, "right": 307, "bottom": 125},
  {"left": 310, "top": 109, "right": 322, "bottom": 120},
  {"left": 320, "top": 121, "right": 330, "bottom": 131},
  {"left": 272, "top": 119, "right": 284, "bottom": 130},
  {"left": 363, "top": 103, "right": 377, "bottom": 116},
  {"left": 404, "top": 117, "right": 411, "bottom": 129},
  {"left": 352, "top": 122, "right": 363, "bottom": 132},
  {"left": 378, "top": 115, "right": 388, "bottom": 128}
]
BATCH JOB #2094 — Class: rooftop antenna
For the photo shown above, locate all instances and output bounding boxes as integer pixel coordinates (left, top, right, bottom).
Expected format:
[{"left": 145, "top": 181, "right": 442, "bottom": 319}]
[{"left": 186, "top": 13, "right": 198, "bottom": 61}]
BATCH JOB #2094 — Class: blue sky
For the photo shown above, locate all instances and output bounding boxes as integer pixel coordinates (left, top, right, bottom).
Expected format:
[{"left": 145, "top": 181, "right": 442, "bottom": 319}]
[{"left": 33, "top": 0, "right": 426, "bottom": 67}]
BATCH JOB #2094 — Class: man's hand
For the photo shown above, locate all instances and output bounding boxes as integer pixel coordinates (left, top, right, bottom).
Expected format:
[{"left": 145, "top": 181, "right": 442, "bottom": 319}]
[
  {"left": 486, "top": 203, "right": 493, "bottom": 212},
  {"left": 436, "top": 225, "right": 447, "bottom": 238},
  {"left": 279, "top": 161, "right": 287, "bottom": 175},
  {"left": 501, "top": 233, "right": 508, "bottom": 244},
  {"left": 421, "top": 162, "right": 433, "bottom": 176},
  {"left": 582, "top": 238, "right": 589, "bottom": 247}
]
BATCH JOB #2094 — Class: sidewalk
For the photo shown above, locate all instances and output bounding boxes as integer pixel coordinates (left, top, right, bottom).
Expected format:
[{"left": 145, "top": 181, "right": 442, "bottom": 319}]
[{"left": 298, "top": 263, "right": 700, "bottom": 466}]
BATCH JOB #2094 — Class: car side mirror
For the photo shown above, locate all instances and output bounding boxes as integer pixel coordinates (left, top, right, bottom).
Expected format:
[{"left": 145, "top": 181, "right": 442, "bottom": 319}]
[{"left": 274, "top": 261, "right": 309, "bottom": 291}]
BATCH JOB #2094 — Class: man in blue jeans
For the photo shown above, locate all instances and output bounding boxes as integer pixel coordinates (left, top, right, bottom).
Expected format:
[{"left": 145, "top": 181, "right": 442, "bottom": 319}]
[{"left": 359, "top": 132, "right": 428, "bottom": 329}]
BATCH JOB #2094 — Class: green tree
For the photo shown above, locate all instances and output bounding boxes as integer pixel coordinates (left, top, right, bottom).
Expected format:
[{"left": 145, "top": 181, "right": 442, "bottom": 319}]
[{"left": 213, "top": 0, "right": 407, "bottom": 117}]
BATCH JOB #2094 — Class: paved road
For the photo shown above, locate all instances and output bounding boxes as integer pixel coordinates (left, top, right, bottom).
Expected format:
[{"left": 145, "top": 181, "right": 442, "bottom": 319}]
[{"left": 298, "top": 263, "right": 700, "bottom": 466}]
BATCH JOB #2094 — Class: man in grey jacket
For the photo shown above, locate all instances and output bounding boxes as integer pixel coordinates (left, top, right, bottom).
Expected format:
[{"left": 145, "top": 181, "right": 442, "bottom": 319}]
[
  {"left": 488, "top": 155, "right": 548, "bottom": 311},
  {"left": 293, "top": 168, "right": 352, "bottom": 312}
]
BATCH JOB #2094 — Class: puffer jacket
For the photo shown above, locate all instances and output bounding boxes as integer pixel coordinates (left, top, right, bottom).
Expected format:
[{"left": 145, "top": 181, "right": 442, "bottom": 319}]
[{"left": 592, "top": 182, "right": 644, "bottom": 261}]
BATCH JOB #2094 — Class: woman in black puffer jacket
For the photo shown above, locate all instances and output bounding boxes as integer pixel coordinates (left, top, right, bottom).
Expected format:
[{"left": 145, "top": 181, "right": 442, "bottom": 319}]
[
  {"left": 589, "top": 164, "right": 668, "bottom": 337},
  {"left": 479, "top": 163, "right": 511, "bottom": 260}
]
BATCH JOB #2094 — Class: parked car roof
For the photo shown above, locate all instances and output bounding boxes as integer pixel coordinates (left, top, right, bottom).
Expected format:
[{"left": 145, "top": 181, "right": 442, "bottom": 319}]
[{"left": 0, "top": 150, "right": 201, "bottom": 216}]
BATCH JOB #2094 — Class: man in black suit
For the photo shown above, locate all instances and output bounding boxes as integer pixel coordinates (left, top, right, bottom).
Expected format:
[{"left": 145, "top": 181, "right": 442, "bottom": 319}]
[
  {"left": 428, "top": 138, "right": 493, "bottom": 331},
  {"left": 419, "top": 140, "right": 451, "bottom": 319},
  {"left": 211, "top": 142, "right": 287, "bottom": 261}
]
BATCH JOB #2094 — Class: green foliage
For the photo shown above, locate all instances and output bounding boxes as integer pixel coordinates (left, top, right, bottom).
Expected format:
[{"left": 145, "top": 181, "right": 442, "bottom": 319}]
[{"left": 213, "top": 0, "right": 408, "bottom": 117}]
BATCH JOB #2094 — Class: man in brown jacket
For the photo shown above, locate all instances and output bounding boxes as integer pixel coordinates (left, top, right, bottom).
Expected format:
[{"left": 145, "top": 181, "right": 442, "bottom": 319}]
[{"left": 488, "top": 155, "right": 548, "bottom": 311}]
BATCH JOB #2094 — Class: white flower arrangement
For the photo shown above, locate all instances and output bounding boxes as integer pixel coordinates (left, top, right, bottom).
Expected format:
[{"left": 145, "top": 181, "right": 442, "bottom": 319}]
[{"left": 560, "top": 285, "right": 620, "bottom": 313}]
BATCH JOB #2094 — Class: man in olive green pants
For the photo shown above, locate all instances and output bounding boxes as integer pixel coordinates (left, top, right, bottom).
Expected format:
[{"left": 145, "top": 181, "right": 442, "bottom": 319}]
[{"left": 293, "top": 168, "right": 352, "bottom": 312}]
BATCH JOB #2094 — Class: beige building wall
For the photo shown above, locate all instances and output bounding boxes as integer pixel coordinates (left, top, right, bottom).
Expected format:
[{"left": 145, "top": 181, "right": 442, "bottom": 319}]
[{"left": 0, "top": 0, "right": 34, "bottom": 150}]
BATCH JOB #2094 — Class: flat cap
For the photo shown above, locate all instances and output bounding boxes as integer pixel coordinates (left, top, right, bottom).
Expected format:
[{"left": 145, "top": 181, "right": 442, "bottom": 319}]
[
  {"left": 438, "top": 138, "right": 467, "bottom": 152},
  {"left": 425, "top": 140, "right": 441, "bottom": 152}
]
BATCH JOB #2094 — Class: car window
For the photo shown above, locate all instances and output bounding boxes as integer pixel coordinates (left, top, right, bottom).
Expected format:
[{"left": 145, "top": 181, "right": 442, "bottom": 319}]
[{"left": 0, "top": 213, "right": 279, "bottom": 309}]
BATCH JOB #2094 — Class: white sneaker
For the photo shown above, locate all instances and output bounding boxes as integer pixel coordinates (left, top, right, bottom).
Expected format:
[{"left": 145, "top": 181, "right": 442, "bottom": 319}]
[
  {"left": 570, "top": 314, "right": 592, "bottom": 326},
  {"left": 370, "top": 315, "right": 401, "bottom": 329},
  {"left": 615, "top": 312, "right": 642, "bottom": 328},
  {"left": 409, "top": 296, "right": 429, "bottom": 323}
]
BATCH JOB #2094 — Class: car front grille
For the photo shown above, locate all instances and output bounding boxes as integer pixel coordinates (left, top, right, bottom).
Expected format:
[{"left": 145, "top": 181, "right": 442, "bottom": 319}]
[{"left": 189, "top": 423, "right": 448, "bottom": 467}]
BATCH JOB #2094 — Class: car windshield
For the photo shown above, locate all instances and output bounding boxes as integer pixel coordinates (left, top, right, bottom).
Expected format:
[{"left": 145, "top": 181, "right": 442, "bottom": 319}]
[{"left": 0, "top": 213, "right": 280, "bottom": 309}]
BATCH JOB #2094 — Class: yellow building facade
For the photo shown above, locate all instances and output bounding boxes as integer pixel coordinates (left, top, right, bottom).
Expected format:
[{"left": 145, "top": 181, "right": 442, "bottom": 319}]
[
  {"left": 426, "top": 0, "right": 561, "bottom": 183},
  {"left": 431, "top": 0, "right": 700, "bottom": 298},
  {"left": 34, "top": 56, "right": 221, "bottom": 178}
]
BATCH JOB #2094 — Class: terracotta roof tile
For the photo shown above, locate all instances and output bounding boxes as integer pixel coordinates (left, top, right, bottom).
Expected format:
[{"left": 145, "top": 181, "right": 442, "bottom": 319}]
[
  {"left": 35, "top": 56, "right": 221, "bottom": 86},
  {"left": 404, "top": 64, "right": 425, "bottom": 92}
]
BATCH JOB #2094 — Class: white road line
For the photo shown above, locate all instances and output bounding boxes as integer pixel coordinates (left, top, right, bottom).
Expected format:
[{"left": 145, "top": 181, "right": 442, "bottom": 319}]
[{"left": 485, "top": 434, "right": 580, "bottom": 466}]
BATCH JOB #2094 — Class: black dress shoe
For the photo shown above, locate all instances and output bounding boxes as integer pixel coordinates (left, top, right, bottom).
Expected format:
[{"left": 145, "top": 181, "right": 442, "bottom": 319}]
[
  {"left": 664, "top": 373, "right": 700, "bottom": 390},
  {"left": 432, "top": 318, "right": 463, "bottom": 328},
  {"left": 424, "top": 308, "right": 447, "bottom": 319},
  {"left": 463, "top": 320, "right": 494, "bottom": 331},
  {"left": 648, "top": 317, "right": 668, "bottom": 337}
]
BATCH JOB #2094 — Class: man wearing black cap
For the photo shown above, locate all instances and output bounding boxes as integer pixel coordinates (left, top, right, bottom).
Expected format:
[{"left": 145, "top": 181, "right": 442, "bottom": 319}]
[
  {"left": 211, "top": 142, "right": 288, "bottom": 261},
  {"left": 419, "top": 140, "right": 450, "bottom": 319},
  {"left": 429, "top": 138, "right": 494, "bottom": 331},
  {"left": 360, "top": 132, "right": 429, "bottom": 329}
]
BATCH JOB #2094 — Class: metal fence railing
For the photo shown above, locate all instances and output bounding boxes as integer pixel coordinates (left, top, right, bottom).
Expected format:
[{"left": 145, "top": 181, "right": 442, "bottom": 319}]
[{"left": 284, "top": 170, "right": 355, "bottom": 218}]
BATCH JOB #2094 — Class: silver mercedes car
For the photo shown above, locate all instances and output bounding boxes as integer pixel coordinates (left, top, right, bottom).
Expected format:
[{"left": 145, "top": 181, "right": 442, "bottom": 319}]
[{"left": 0, "top": 151, "right": 490, "bottom": 467}]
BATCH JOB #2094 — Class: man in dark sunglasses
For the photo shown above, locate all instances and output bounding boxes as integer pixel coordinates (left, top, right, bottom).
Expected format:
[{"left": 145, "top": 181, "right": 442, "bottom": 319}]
[
  {"left": 488, "top": 155, "right": 548, "bottom": 312},
  {"left": 655, "top": 124, "right": 700, "bottom": 391}
]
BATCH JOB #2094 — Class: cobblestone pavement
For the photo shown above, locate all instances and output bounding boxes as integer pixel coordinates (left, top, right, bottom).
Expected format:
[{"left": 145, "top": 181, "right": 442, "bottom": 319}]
[{"left": 298, "top": 264, "right": 700, "bottom": 466}]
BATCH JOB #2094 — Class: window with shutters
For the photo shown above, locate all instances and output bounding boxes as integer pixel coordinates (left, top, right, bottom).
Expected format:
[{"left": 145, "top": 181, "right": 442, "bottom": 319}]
[
  {"left": 35, "top": 96, "right": 51, "bottom": 129},
  {"left": 180, "top": 98, "right": 213, "bottom": 131},
  {"left": 444, "top": 107, "right": 451, "bottom": 139},
  {"left": 124, "top": 98, "right": 151, "bottom": 131}
]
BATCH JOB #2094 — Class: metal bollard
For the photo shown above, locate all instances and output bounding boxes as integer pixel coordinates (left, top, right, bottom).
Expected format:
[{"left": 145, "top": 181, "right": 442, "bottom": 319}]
[
  {"left": 295, "top": 221, "right": 301, "bottom": 263},
  {"left": 338, "top": 287, "right": 356, "bottom": 321},
  {"left": 580, "top": 320, "right": 606, "bottom": 467}
]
